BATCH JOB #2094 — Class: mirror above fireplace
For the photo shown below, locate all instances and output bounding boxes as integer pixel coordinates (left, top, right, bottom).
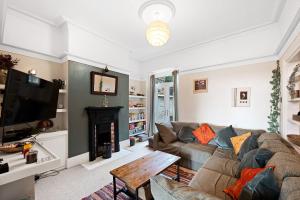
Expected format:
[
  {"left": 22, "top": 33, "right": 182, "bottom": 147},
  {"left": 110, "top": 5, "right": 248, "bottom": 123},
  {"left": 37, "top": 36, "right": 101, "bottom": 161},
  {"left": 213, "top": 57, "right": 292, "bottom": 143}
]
[{"left": 90, "top": 71, "right": 118, "bottom": 95}]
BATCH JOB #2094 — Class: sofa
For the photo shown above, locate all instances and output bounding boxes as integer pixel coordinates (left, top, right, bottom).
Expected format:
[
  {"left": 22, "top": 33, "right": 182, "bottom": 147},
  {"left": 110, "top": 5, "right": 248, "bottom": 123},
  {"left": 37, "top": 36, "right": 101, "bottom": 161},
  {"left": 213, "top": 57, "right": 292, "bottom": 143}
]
[{"left": 149, "top": 122, "right": 300, "bottom": 200}]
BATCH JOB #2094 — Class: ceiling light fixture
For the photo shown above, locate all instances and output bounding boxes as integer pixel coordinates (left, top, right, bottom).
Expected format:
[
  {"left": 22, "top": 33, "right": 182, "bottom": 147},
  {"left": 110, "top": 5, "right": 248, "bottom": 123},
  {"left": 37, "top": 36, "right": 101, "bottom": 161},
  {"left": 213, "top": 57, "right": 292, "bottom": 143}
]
[{"left": 139, "top": 0, "right": 176, "bottom": 47}]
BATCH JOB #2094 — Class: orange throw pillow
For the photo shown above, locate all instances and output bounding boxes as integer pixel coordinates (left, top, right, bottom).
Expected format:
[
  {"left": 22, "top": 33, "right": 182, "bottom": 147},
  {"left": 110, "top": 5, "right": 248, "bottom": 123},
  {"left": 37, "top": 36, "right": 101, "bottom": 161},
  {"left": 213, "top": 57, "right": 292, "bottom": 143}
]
[
  {"left": 224, "top": 167, "right": 266, "bottom": 200},
  {"left": 192, "top": 123, "right": 216, "bottom": 144}
]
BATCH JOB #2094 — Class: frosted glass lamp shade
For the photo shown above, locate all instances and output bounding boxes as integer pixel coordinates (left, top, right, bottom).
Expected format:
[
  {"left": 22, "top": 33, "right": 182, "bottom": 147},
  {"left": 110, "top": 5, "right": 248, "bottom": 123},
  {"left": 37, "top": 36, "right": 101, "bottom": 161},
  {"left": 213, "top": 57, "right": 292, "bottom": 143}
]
[{"left": 146, "top": 21, "right": 170, "bottom": 47}]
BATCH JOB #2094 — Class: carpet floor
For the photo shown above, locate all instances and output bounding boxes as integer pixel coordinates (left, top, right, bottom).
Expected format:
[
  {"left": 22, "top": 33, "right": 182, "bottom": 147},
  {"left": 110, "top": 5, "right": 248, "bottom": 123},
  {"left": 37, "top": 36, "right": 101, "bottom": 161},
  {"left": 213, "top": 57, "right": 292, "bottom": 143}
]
[{"left": 82, "top": 165, "right": 196, "bottom": 200}]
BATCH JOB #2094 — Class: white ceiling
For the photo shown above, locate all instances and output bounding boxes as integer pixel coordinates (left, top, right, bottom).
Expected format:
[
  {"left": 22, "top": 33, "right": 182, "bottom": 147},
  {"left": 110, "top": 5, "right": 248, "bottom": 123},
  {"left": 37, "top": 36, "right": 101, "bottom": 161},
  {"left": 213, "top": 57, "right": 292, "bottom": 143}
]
[{"left": 7, "top": 0, "right": 286, "bottom": 61}]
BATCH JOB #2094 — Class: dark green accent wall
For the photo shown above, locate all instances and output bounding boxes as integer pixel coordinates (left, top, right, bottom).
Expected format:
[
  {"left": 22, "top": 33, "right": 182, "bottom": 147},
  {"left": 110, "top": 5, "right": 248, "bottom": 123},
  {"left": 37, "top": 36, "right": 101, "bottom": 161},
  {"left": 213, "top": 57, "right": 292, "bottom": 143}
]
[{"left": 68, "top": 61, "right": 129, "bottom": 158}]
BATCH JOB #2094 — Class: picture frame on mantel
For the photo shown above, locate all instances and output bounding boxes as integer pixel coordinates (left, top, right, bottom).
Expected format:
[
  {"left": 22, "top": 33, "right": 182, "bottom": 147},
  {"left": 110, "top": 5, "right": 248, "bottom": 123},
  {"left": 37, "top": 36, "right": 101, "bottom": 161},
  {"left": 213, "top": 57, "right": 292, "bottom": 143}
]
[{"left": 90, "top": 71, "right": 118, "bottom": 95}]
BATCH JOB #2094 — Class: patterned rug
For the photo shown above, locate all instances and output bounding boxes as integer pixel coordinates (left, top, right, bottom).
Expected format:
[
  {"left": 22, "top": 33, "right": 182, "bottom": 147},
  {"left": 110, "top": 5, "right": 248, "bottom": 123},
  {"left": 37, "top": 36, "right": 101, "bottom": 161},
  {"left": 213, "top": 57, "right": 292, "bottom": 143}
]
[{"left": 82, "top": 165, "right": 196, "bottom": 200}]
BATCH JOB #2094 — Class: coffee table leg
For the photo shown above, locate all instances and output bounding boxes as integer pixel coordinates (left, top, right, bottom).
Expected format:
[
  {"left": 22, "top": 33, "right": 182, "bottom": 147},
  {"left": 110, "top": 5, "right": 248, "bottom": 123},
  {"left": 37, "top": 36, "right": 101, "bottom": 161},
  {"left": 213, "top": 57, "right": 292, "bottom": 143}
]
[
  {"left": 176, "top": 162, "right": 180, "bottom": 182},
  {"left": 113, "top": 176, "right": 117, "bottom": 200}
]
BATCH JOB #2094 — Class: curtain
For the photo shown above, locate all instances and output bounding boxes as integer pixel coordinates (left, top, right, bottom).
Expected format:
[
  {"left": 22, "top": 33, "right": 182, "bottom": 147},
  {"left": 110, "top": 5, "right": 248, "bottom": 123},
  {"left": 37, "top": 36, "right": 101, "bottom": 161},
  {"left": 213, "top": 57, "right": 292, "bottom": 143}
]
[
  {"left": 148, "top": 74, "right": 155, "bottom": 136},
  {"left": 172, "top": 70, "right": 179, "bottom": 121}
]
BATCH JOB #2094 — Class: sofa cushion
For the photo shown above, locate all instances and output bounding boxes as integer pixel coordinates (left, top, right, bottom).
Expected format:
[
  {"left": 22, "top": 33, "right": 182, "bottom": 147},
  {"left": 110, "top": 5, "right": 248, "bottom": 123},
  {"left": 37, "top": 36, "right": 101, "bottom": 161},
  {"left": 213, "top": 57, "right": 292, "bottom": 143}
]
[
  {"left": 180, "top": 143, "right": 216, "bottom": 164},
  {"left": 280, "top": 177, "right": 300, "bottom": 200},
  {"left": 257, "top": 133, "right": 281, "bottom": 146},
  {"left": 192, "top": 123, "right": 216, "bottom": 144},
  {"left": 237, "top": 148, "right": 273, "bottom": 177},
  {"left": 224, "top": 167, "right": 266, "bottom": 200},
  {"left": 267, "top": 152, "right": 300, "bottom": 185},
  {"left": 212, "top": 148, "right": 237, "bottom": 160},
  {"left": 208, "top": 124, "right": 264, "bottom": 136},
  {"left": 158, "top": 141, "right": 185, "bottom": 156},
  {"left": 233, "top": 128, "right": 265, "bottom": 136},
  {"left": 214, "top": 125, "right": 237, "bottom": 149},
  {"left": 239, "top": 167, "right": 280, "bottom": 200},
  {"left": 260, "top": 140, "right": 291, "bottom": 154},
  {"left": 189, "top": 168, "right": 236, "bottom": 200},
  {"left": 202, "top": 156, "right": 240, "bottom": 177},
  {"left": 238, "top": 133, "right": 260, "bottom": 161},
  {"left": 171, "top": 122, "right": 199, "bottom": 135},
  {"left": 230, "top": 132, "right": 251, "bottom": 154},
  {"left": 156, "top": 123, "right": 177, "bottom": 144},
  {"left": 177, "top": 126, "right": 196, "bottom": 143}
]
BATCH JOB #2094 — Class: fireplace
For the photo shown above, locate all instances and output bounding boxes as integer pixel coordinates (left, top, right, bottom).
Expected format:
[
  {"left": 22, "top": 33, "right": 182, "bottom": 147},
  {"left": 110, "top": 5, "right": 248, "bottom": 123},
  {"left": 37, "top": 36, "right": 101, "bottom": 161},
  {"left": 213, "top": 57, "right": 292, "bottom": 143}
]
[{"left": 85, "top": 106, "right": 123, "bottom": 161}]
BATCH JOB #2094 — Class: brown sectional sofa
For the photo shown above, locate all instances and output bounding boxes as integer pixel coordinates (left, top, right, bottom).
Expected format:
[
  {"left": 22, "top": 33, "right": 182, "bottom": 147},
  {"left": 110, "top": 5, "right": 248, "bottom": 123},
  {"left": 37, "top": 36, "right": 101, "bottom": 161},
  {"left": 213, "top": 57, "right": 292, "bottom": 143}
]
[{"left": 149, "top": 122, "right": 300, "bottom": 200}]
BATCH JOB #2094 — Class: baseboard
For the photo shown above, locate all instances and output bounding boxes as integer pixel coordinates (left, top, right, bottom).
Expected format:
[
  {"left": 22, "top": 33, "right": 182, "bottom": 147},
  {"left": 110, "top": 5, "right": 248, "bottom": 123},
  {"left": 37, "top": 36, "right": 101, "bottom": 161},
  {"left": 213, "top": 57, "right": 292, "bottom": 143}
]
[
  {"left": 66, "top": 152, "right": 89, "bottom": 168},
  {"left": 120, "top": 139, "right": 130, "bottom": 149}
]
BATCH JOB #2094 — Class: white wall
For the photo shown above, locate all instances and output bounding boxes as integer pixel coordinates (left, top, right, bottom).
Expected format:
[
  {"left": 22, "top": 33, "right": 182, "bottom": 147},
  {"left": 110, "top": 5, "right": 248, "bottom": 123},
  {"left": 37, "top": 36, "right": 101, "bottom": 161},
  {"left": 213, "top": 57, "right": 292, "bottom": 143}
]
[
  {"left": 3, "top": 8, "right": 64, "bottom": 58},
  {"left": 178, "top": 61, "right": 275, "bottom": 130}
]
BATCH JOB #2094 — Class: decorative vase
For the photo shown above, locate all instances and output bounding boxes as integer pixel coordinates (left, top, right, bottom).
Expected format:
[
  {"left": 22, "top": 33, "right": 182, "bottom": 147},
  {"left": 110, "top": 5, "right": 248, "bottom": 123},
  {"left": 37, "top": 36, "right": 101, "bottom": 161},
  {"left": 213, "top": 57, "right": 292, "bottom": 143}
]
[{"left": 0, "top": 69, "right": 7, "bottom": 84}]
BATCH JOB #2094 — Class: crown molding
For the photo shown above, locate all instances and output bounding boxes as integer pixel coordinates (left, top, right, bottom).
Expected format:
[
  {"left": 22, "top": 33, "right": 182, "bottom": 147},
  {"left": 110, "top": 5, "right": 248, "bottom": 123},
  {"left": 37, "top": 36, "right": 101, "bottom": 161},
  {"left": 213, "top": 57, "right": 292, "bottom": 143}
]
[
  {"left": 277, "top": 8, "right": 300, "bottom": 58},
  {"left": 63, "top": 52, "right": 131, "bottom": 75},
  {"left": 7, "top": 5, "right": 57, "bottom": 27},
  {"left": 0, "top": 43, "right": 64, "bottom": 63},
  {"left": 138, "top": 22, "right": 277, "bottom": 62},
  {"left": 180, "top": 55, "right": 278, "bottom": 75}
]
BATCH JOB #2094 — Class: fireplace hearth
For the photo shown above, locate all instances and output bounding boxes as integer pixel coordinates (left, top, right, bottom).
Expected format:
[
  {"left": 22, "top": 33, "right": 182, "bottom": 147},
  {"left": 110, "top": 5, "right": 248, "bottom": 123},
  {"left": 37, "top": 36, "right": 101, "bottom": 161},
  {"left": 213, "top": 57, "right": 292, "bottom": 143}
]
[{"left": 85, "top": 106, "right": 123, "bottom": 161}]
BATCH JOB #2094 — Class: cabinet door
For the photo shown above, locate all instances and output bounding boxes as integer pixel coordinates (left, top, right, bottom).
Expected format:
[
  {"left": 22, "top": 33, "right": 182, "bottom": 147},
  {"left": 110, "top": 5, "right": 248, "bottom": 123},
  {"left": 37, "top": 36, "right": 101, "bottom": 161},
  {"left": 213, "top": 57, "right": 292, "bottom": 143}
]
[{"left": 38, "top": 134, "right": 67, "bottom": 169}]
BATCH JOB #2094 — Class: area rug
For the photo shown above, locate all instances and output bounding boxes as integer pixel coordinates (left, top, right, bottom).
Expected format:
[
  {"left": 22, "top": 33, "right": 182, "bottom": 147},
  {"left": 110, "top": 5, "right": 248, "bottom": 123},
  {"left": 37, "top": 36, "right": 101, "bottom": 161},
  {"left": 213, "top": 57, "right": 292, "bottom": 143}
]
[{"left": 82, "top": 165, "right": 196, "bottom": 200}]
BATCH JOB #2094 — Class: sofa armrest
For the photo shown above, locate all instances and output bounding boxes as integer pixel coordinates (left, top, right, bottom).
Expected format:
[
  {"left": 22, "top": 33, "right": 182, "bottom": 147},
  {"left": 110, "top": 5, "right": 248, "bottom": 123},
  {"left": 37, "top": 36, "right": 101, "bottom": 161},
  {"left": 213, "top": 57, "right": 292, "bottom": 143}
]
[{"left": 150, "top": 175, "right": 222, "bottom": 200}]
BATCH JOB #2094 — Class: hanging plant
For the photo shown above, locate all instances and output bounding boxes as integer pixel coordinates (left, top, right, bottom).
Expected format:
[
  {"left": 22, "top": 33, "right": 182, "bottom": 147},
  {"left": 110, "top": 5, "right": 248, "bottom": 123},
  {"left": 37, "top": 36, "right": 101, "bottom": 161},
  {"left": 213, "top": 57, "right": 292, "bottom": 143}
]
[
  {"left": 267, "top": 60, "right": 281, "bottom": 134},
  {"left": 287, "top": 64, "right": 300, "bottom": 98}
]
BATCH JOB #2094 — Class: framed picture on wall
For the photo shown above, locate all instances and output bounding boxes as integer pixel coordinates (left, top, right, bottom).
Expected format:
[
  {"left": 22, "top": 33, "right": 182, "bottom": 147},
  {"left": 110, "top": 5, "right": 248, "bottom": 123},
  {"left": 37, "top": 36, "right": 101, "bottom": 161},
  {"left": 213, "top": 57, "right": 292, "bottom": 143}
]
[
  {"left": 233, "top": 87, "right": 251, "bottom": 107},
  {"left": 193, "top": 79, "right": 208, "bottom": 93},
  {"left": 90, "top": 71, "right": 118, "bottom": 95}
]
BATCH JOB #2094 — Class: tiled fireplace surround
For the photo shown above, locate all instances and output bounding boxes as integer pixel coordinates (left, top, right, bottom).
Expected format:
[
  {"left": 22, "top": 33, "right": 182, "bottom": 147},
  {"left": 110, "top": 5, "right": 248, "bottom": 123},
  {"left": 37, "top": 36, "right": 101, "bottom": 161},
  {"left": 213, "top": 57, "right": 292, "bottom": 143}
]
[{"left": 85, "top": 106, "right": 123, "bottom": 161}]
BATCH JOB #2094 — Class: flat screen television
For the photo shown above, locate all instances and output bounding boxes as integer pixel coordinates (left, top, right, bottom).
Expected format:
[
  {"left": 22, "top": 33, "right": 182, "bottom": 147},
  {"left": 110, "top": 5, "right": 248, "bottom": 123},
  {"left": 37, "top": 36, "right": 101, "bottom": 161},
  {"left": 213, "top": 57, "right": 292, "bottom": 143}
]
[{"left": 1, "top": 69, "right": 59, "bottom": 126}]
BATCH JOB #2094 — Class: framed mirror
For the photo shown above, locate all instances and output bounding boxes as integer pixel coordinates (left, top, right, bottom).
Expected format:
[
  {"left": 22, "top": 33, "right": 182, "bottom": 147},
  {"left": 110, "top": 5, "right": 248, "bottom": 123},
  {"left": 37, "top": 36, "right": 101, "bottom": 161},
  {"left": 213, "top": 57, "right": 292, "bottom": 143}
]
[{"left": 90, "top": 72, "right": 118, "bottom": 95}]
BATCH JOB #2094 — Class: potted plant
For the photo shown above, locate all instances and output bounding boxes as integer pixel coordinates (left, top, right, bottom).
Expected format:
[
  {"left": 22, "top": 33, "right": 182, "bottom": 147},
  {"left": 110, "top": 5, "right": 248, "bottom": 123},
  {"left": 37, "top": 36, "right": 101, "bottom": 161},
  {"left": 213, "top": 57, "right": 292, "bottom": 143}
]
[{"left": 0, "top": 54, "right": 19, "bottom": 84}]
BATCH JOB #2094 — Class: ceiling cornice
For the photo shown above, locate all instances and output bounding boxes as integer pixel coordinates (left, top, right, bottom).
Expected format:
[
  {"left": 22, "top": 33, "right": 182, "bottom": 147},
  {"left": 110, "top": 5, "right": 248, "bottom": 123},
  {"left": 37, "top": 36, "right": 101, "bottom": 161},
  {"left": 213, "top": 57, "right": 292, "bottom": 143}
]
[
  {"left": 7, "top": 2, "right": 286, "bottom": 63},
  {"left": 138, "top": 21, "right": 277, "bottom": 62}
]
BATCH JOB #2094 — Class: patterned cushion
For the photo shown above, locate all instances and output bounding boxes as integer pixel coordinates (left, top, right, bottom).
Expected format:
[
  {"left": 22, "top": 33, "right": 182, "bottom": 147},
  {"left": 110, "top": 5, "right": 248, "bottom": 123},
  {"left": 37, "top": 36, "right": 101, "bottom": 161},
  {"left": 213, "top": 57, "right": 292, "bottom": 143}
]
[
  {"left": 239, "top": 167, "right": 280, "bottom": 200},
  {"left": 267, "top": 152, "right": 300, "bottom": 185},
  {"left": 192, "top": 123, "right": 216, "bottom": 144},
  {"left": 238, "top": 133, "right": 260, "bottom": 160},
  {"left": 224, "top": 167, "right": 266, "bottom": 200},
  {"left": 230, "top": 132, "right": 251, "bottom": 154}
]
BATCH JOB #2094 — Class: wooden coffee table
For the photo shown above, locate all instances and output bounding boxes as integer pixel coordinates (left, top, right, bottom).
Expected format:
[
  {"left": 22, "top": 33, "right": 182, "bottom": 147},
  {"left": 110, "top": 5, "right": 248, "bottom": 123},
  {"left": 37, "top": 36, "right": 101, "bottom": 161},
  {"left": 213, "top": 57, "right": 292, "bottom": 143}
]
[{"left": 110, "top": 151, "right": 181, "bottom": 200}]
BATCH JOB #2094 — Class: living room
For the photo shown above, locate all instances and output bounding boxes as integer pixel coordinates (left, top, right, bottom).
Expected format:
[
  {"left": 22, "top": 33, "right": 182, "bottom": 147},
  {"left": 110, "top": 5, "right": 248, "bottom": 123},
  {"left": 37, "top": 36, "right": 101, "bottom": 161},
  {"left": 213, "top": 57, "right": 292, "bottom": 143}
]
[{"left": 0, "top": 0, "right": 300, "bottom": 200}]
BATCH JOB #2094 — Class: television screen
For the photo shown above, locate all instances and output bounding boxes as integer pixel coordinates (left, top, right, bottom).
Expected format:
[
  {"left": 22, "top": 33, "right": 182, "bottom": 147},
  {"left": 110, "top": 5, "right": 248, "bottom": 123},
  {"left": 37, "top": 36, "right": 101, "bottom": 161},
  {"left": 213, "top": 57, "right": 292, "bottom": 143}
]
[{"left": 1, "top": 69, "right": 59, "bottom": 126}]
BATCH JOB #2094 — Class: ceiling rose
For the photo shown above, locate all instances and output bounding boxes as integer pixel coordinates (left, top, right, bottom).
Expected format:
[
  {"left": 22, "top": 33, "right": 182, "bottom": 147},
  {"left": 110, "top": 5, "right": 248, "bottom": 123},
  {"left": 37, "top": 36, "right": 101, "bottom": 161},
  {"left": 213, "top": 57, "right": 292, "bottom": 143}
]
[{"left": 139, "top": 0, "right": 176, "bottom": 47}]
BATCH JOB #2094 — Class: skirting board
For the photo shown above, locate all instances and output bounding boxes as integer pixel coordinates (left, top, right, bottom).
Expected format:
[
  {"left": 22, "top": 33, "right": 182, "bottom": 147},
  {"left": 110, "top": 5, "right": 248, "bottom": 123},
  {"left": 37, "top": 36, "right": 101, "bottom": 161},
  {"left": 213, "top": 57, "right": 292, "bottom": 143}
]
[
  {"left": 66, "top": 139, "right": 130, "bottom": 168},
  {"left": 66, "top": 152, "right": 89, "bottom": 169}
]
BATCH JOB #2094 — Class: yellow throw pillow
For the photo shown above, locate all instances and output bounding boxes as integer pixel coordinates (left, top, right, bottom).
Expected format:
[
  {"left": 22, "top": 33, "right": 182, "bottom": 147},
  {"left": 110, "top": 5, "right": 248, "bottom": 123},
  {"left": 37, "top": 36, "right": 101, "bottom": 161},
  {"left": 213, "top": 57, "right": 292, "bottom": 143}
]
[{"left": 230, "top": 132, "right": 251, "bottom": 154}]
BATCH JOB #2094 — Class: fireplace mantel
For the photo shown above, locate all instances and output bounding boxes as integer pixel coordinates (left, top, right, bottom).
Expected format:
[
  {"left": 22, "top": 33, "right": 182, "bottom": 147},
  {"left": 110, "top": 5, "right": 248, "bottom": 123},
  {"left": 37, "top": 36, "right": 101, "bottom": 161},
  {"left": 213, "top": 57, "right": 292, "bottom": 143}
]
[{"left": 85, "top": 106, "right": 123, "bottom": 161}]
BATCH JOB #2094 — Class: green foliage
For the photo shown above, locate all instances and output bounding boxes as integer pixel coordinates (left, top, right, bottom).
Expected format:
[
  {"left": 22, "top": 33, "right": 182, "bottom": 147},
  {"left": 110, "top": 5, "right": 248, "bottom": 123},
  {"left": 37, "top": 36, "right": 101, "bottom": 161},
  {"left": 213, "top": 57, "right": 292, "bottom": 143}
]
[{"left": 267, "top": 61, "right": 281, "bottom": 134}]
